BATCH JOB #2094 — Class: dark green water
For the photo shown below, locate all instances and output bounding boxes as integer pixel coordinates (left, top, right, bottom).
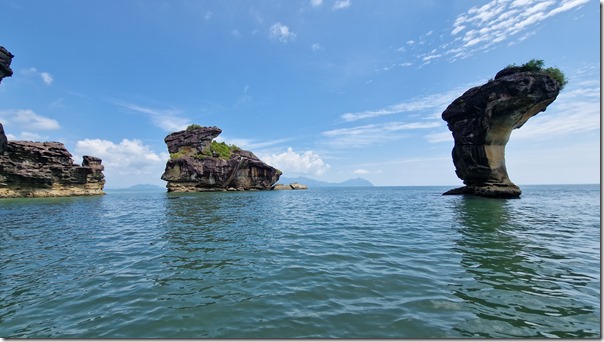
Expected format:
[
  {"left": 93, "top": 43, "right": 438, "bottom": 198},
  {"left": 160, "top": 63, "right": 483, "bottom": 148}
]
[{"left": 0, "top": 185, "right": 600, "bottom": 338}]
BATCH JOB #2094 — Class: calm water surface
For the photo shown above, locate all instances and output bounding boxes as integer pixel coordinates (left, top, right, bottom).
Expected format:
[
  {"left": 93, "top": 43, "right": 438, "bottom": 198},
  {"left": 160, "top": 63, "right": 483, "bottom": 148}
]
[{"left": 0, "top": 185, "right": 600, "bottom": 338}]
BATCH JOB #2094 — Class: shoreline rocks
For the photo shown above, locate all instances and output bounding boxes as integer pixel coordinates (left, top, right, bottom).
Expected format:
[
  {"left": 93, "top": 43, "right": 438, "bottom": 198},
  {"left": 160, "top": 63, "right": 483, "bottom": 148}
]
[
  {"left": 441, "top": 66, "right": 561, "bottom": 198},
  {"left": 272, "top": 182, "right": 308, "bottom": 190},
  {"left": 0, "top": 123, "right": 106, "bottom": 198},
  {"left": 161, "top": 125, "right": 282, "bottom": 192}
]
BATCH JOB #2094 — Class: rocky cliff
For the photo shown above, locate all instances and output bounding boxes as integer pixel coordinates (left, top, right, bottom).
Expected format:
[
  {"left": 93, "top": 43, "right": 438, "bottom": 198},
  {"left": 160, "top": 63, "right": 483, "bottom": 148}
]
[
  {"left": 0, "top": 123, "right": 105, "bottom": 198},
  {"left": 0, "top": 46, "right": 13, "bottom": 84},
  {"left": 161, "top": 125, "right": 281, "bottom": 192},
  {"left": 441, "top": 66, "right": 561, "bottom": 198}
]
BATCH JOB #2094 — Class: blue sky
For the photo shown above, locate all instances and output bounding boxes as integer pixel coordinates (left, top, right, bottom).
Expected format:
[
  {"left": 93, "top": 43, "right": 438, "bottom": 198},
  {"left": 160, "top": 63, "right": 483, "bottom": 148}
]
[{"left": 0, "top": 0, "right": 599, "bottom": 188}]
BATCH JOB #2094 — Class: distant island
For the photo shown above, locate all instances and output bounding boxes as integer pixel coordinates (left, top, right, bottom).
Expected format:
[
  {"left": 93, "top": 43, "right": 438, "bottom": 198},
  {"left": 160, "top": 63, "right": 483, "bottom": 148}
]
[{"left": 278, "top": 177, "right": 374, "bottom": 188}]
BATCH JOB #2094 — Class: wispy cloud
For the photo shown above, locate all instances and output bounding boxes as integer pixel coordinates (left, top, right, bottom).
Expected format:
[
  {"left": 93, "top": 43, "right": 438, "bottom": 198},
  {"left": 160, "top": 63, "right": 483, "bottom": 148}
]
[
  {"left": 216, "top": 136, "right": 292, "bottom": 151},
  {"left": 398, "top": 0, "right": 590, "bottom": 66},
  {"left": 322, "top": 121, "right": 441, "bottom": 148},
  {"left": 512, "top": 83, "right": 599, "bottom": 140},
  {"left": 310, "top": 0, "right": 323, "bottom": 8},
  {"left": 114, "top": 101, "right": 190, "bottom": 132},
  {"left": 340, "top": 87, "right": 464, "bottom": 122},
  {"left": 0, "top": 109, "right": 60, "bottom": 131},
  {"left": 449, "top": 0, "right": 589, "bottom": 60},
  {"left": 333, "top": 0, "right": 351, "bottom": 10},
  {"left": 22, "top": 67, "right": 54, "bottom": 85},
  {"left": 269, "top": 22, "right": 296, "bottom": 43}
]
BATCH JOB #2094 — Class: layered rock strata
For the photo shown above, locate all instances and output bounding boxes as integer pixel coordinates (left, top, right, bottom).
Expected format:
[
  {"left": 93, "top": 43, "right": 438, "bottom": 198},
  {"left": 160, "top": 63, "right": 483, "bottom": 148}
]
[
  {"left": 161, "top": 126, "right": 281, "bottom": 192},
  {"left": 0, "top": 46, "right": 14, "bottom": 83},
  {"left": 0, "top": 123, "right": 105, "bottom": 198},
  {"left": 441, "top": 67, "right": 561, "bottom": 198}
]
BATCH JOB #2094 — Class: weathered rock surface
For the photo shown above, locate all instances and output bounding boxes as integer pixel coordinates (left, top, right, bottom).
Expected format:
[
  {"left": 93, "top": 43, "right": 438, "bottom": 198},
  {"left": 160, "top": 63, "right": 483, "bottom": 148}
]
[
  {"left": 161, "top": 126, "right": 281, "bottom": 192},
  {"left": 272, "top": 182, "right": 309, "bottom": 190},
  {"left": 0, "top": 123, "right": 106, "bottom": 198},
  {"left": 441, "top": 68, "right": 561, "bottom": 198},
  {"left": 0, "top": 46, "right": 14, "bottom": 84}
]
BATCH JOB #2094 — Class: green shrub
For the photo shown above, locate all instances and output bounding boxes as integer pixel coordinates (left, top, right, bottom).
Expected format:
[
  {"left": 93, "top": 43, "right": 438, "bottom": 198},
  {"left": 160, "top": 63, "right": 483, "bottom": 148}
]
[
  {"left": 505, "top": 59, "right": 567, "bottom": 89},
  {"left": 169, "top": 151, "right": 186, "bottom": 159},
  {"left": 210, "top": 141, "right": 241, "bottom": 159},
  {"left": 186, "top": 124, "right": 204, "bottom": 131},
  {"left": 169, "top": 139, "right": 241, "bottom": 160}
]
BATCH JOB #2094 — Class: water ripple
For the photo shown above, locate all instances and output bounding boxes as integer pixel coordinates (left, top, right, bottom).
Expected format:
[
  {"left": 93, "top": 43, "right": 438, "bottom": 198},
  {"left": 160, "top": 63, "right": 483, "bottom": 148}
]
[{"left": 0, "top": 186, "right": 599, "bottom": 338}]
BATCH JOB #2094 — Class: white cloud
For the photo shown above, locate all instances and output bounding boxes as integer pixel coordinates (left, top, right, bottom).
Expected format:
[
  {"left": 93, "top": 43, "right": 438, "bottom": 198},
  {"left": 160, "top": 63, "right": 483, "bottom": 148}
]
[
  {"left": 0, "top": 109, "right": 60, "bottom": 130},
  {"left": 115, "top": 102, "right": 190, "bottom": 132},
  {"left": 403, "top": 0, "right": 591, "bottom": 64},
  {"left": 310, "top": 0, "right": 323, "bottom": 7},
  {"left": 269, "top": 22, "right": 296, "bottom": 43},
  {"left": 333, "top": 0, "right": 351, "bottom": 10},
  {"left": 352, "top": 168, "right": 370, "bottom": 175},
  {"left": 5, "top": 131, "right": 46, "bottom": 141},
  {"left": 261, "top": 147, "right": 330, "bottom": 176},
  {"left": 512, "top": 102, "right": 599, "bottom": 141},
  {"left": 75, "top": 138, "right": 169, "bottom": 187},
  {"left": 312, "top": 43, "right": 323, "bottom": 51},
  {"left": 22, "top": 67, "right": 54, "bottom": 85},
  {"left": 40, "top": 72, "right": 54, "bottom": 85}
]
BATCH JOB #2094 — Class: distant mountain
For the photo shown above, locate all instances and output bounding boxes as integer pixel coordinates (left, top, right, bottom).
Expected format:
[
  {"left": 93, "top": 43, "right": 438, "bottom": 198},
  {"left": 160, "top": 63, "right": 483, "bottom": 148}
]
[{"left": 277, "top": 176, "right": 374, "bottom": 187}]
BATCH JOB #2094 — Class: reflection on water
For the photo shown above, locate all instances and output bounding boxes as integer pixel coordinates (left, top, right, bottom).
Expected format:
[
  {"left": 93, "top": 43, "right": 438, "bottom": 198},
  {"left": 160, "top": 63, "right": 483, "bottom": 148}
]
[{"left": 451, "top": 196, "right": 599, "bottom": 338}]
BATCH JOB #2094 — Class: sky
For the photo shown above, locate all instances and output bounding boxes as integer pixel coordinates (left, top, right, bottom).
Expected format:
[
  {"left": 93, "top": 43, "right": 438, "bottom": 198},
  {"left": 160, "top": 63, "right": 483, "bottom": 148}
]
[{"left": 0, "top": 0, "right": 599, "bottom": 188}]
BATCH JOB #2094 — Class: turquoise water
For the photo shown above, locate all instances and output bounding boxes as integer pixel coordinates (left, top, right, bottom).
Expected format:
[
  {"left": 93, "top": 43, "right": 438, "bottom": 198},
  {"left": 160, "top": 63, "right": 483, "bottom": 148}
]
[{"left": 0, "top": 185, "right": 600, "bottom": 338}]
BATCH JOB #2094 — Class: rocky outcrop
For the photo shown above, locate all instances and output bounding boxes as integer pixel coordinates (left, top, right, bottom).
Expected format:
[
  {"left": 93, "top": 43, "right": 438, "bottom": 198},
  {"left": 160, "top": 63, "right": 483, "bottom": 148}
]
[
  {"left": 161, "top": 126, "right": 281, "bottom": 192},
  {"left": 442, "top": 67, "right": 561, "bottom": 198},
  {"left": 0, "top": 123, "right": 105, "bottom": 198},
  {"left": 272, "top": 182, "right": 308, "bottom": 190},
  {"left": 0, "top": 46, "right": 14, "bottom": 84}
]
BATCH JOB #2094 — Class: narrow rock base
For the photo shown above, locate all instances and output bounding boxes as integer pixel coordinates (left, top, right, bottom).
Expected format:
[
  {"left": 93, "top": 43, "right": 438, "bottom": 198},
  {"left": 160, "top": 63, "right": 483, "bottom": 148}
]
[{"left": 443, "top": 184, "right": 521, "bottom": 198}]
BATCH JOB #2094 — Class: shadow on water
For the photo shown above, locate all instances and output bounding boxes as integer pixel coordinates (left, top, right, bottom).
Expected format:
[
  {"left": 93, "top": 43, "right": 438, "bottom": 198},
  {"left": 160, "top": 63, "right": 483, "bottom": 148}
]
[{"left": 450, "top": 196, "right": 600, "bottom": 338}]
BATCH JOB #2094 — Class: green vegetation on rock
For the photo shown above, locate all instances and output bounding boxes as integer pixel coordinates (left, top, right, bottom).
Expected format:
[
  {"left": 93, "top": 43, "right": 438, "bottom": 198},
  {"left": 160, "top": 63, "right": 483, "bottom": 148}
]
[
  {"left": 170, "top": 141, "right": 241, "bottom": 160},
  {"left": 202, "top": 141, "right": 241, "bottom": 159},
  {"left": 505, "top": 59, "right": 567, "bottom": 89},
  {"left": 186, "top": 124, "right": 204, "bottom": 131}
]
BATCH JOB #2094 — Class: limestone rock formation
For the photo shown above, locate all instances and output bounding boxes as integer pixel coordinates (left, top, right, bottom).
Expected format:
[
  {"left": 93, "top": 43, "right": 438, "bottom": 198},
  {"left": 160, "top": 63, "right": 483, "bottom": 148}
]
[
  {"left": 0, "top": 46, "right": 14, "bottom": 84},
  {"left": 0, "top": 123, "right": 105, "bottom": 198},
  {"left": 161, "top": 126, "right": 281, "bottom": 192},
  {"left": 272, "top": 182, "right": 309, "bottom": 190},
  {"left": 441, "top": 67, "right": 561, "bottom": 198}
]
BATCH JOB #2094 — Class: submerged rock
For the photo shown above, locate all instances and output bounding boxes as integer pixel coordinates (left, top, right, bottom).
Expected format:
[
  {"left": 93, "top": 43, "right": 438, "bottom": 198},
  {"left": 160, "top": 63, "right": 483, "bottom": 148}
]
[
  {"left": 0, "top": 123, "right": 105, "bottom": 198},
  {"left": 161, "top": 125, "right": 281, "bottom": 192},
  {"left": 441, "top": 66, "right": 561, "bottom": 198}
]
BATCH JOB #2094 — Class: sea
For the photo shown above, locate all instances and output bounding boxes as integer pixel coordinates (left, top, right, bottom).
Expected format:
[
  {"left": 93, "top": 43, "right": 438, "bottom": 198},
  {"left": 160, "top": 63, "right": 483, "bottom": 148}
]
[{"left": 0, "top": 184, "right": 600, "bottom": 338}]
